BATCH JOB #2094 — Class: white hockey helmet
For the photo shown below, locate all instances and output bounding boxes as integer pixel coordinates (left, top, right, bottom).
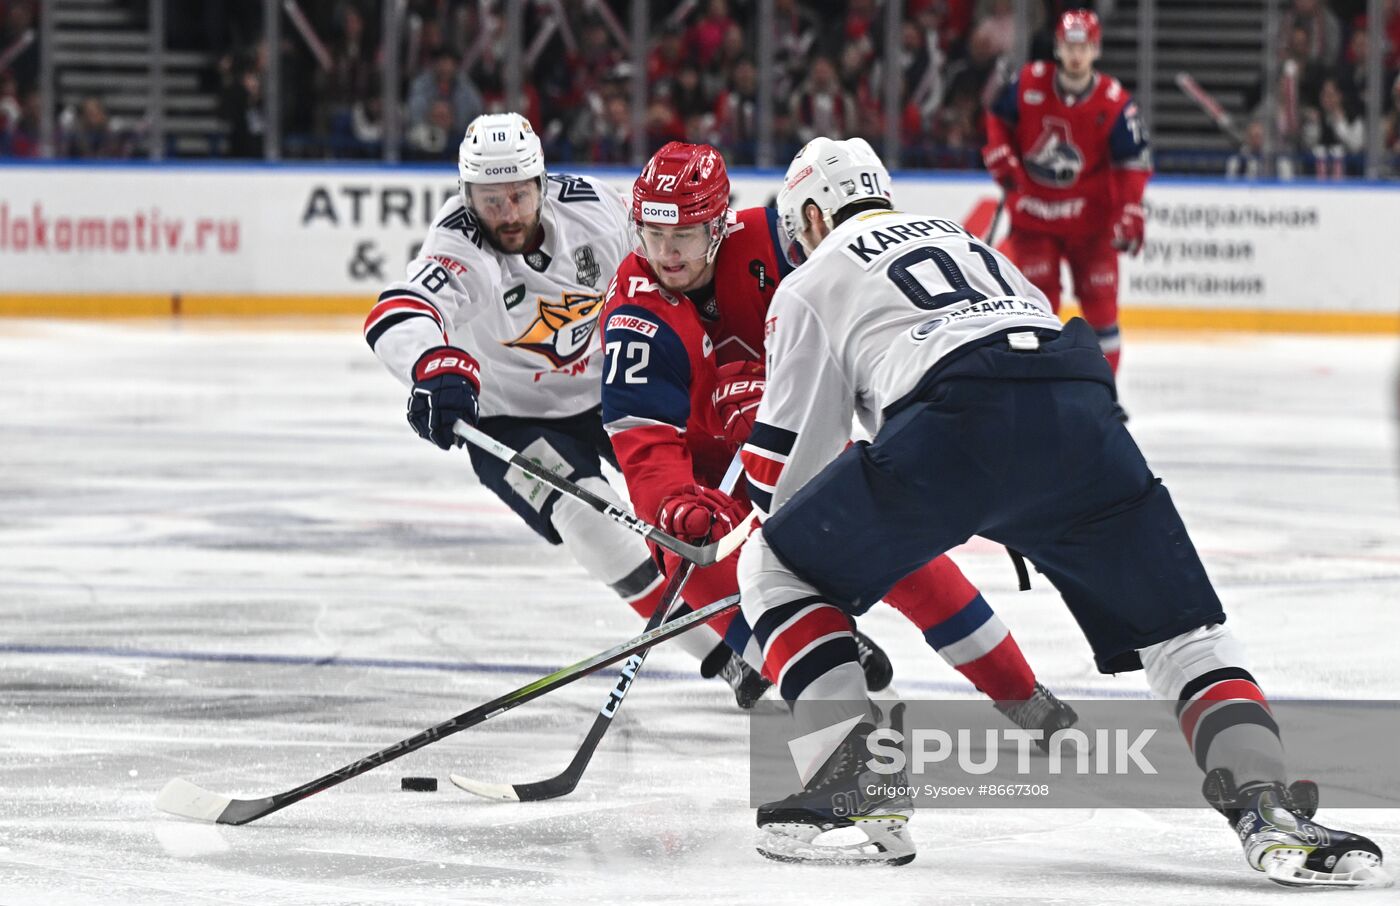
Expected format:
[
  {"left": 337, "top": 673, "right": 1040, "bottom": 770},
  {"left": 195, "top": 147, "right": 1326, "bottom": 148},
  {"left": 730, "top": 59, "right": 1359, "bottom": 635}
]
[
  {"left": 776, "top": 137, "right": 892, "bottom": 254},
  {"left": 458, "top": 112, "right": 547, "bottom": 208}
]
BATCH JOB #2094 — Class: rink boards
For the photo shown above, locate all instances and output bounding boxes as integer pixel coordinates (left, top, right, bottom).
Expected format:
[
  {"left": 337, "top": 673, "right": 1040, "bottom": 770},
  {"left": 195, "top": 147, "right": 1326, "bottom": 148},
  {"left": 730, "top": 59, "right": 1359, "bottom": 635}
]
[{"left": 0, "top": 161, "right": 1397, "bottom": 332}]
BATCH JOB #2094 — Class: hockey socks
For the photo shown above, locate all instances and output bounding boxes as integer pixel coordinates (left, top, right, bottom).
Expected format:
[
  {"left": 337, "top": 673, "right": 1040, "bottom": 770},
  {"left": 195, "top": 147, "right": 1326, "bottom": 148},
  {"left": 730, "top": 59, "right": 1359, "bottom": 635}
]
[{"left": 883, "top": 556, "right": 1037, "bottom": 702}]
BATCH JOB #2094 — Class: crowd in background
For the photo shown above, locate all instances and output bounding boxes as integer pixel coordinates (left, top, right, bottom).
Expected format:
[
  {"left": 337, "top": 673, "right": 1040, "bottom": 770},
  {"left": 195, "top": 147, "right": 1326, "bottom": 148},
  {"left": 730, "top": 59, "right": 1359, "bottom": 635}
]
[
  {"left": 2, "top": 0, "right": 1399, "bottom": 176},
  {"left": 1231, "top": 0, "right": 1400, "bottom": 177}
]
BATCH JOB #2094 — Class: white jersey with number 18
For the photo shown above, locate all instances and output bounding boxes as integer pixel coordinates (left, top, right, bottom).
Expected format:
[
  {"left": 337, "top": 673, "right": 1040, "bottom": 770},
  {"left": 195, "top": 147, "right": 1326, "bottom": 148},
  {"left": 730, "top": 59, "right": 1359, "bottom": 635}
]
[
  {"left": 740, "top": 208, "right": 1059, "bottom": 518},
  {"left": 364, "top": 174, "right": 632, "bottom": 420}
]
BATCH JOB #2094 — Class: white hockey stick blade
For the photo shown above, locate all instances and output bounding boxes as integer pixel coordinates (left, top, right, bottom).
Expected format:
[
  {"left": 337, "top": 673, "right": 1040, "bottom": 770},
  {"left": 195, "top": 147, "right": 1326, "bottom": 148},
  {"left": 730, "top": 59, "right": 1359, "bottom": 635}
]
[
  {"left": 156, "top": 778, "right": 234, "bottom": 821},
  {"left": 448, "top": 773, "right": 521, "bottom": 802},
  {"left": 716, "top": 510, "right": 758, "bottom": 559}
]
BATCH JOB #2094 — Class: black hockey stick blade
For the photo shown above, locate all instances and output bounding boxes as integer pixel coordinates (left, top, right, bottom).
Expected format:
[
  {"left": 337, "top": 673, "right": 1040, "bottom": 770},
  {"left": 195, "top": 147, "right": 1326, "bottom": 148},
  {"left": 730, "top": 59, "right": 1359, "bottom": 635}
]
[
  {"left": 451, "top": 453, "right": 746, "bottom": 802},
  {"left": 450, "top": 572, "right": 710, "bottom": 802},
  {"left": 453, "top": 419, "right": 755, "bottom": 566},
  {"left": 155, "top": 595, "right": 739, "bottom": 825}
]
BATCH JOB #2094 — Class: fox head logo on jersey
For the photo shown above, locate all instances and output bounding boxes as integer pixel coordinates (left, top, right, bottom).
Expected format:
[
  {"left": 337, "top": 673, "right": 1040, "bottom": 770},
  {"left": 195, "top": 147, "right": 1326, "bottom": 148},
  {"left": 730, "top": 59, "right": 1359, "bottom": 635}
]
[
  {"left": 1024, "top": 117, "right": 1084, "bottom": 187},
  {"left": 504, "top": 292, "right": 604, "bottom": 368}
]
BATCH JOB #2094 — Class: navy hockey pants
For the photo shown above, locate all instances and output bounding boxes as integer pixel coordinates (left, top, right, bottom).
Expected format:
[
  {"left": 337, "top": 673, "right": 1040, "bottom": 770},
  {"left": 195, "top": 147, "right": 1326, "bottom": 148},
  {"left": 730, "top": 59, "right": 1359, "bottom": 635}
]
[
  {"left": 466, "top": 406, "right": 617, "bottom": 545},
  {"left": 762, "top": 319, "right": 1225, "bottom": 674}
]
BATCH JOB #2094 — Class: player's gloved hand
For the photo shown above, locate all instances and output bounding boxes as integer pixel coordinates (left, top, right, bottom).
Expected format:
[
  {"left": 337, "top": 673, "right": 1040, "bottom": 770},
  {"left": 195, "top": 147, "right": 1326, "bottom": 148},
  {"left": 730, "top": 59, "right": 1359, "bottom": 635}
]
[
  {"left": 983, "top": 143, "right": 1024, "bottom": 193},
  {"left": 657, "top": 485, "right": 748, "bottom": 544},
  {"left": 1112, "top": 203, "right": 1146, "bottom": 256},
  {"left": 407, "top": 345, "right": 481, "bottom": 449},
  {"left": 712, "top": 360, "right": 766, "bottom": 448}
]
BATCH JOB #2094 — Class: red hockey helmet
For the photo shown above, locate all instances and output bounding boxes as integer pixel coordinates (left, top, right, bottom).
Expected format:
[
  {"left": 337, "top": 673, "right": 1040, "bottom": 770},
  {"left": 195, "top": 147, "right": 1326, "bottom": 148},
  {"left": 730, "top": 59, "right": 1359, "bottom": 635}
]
[
  {"left": 632, "top": 142, "right": 731, "bottom": 262},
  {"left": 1055, "top": 9, "right": 1101, "bottom": 46}
]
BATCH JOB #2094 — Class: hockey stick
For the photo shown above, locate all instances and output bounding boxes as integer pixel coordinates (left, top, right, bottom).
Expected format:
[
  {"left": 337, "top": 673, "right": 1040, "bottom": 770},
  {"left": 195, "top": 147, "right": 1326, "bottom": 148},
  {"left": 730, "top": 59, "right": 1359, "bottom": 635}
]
[
  {"left": 1174, "top": 71, "right": 1245, "bottom": 145},
  {"left": 982, "top": 194, "right": 1006, "bottom": 244},
  {"left": 453, "top": 419, "right": 755, "bottom": 566},
  {"left": 155, "top": 594, "right": 742, "bottom": 825},
  {"left": 449, "top": 455, "right": 746, "bottom": 801}
]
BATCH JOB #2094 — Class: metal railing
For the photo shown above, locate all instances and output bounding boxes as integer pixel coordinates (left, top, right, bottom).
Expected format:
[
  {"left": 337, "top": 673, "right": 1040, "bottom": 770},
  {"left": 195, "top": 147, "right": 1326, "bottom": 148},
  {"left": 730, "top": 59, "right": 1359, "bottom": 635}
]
[{"left": 12, "top": 0, "right": 1397, "bottom": 178}]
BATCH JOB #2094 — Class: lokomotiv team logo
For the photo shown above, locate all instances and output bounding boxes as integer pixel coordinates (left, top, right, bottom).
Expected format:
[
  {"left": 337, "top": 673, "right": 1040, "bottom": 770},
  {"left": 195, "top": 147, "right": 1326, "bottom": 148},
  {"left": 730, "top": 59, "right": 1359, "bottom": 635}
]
[
  {"left": 504, "top": 291, "right": 604, "bottom": 368},
  {"left": 1024, "top": 117, "right": 1084, "bottom": 187}
]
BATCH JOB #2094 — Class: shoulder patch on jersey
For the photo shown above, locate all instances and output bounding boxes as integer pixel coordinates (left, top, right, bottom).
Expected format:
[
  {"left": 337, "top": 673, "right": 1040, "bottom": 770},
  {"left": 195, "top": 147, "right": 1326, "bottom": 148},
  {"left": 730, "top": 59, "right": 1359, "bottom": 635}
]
[
  {"left": 1106, "top": 79, "right": 1123, "bottom": 101},
  {"left": 549, "top": 174, "right": 601, "bottom": 203},
  {"left": 1031, "top": 61, "right": 1046, "bottom": 77},
  {"left": 607, "top": 312, "right": 660, "bottom": 338},
  {"left": 437, "top": 206, "right": 484, "bottom": 248}
]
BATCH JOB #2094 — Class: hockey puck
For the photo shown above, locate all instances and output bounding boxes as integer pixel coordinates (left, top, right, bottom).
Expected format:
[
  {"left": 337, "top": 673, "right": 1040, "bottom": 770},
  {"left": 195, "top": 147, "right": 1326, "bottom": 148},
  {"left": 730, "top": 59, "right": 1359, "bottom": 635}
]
[{"left": 400, "top": 776, "right": 438, "bottom": 792}]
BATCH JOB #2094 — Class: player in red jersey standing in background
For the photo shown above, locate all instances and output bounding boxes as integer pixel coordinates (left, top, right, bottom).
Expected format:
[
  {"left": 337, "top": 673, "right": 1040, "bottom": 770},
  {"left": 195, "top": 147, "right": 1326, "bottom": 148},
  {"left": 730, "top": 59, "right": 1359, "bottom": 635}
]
[
  {"left": 982, "top": 9, "right": 1150, "bottom": 395},
  {"left": 599, "top": 140, "right": 1079, "bottom": 732}
]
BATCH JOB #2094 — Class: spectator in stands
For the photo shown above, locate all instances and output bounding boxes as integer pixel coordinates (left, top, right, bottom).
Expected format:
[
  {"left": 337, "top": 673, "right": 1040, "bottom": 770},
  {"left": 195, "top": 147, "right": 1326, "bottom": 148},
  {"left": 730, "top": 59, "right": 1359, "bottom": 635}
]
[
  {"left": 1382, "top": 72, "right": 1400, "bottom": 172},
  {"left": 0, "top": 85, "right": 37, "bottom": 157},
  {"left": 1226, "top": 117, "right": 1296, "bottom": 180},
  {"left": 669, "top": 62, "right": 711, "bottom": 122},
  {"left": 1303, "top": 76, "right": 1365, "bottom": 175},
  {"left": 406, "top": 48, "right": 483, "bottom": 139},
  {"left": 590, "top": 92, "right": 632, "bottom": 163},
  {"left": 649, "top": 27, "right": 685, "bottom": 85},
  {"left": 0, "top": 0, "right": 38, "bottom": 94},
  {"left": 838, "top": 42, "right": 882, "bottom": 140},
  {"left": 704, "top": 22, "right": 749, "bottom": 101},
  {"left": 406, "top": 97, "right": 454, "bottom": 159},
  {"left": 222, "top": 61, "right": 265, "bottom": 158},
  {"left": 645, "top": 95, "right": 686, "bottom": 149},
  {"left": 686, "top": 0, "right": 736, "bottom": 68},
  {"left": 971, "top": 0, "right": 1018, "bottom": 60},
  {"left": 772, "top": 0, "right": 820, "bottom": 95},
  {"left": 714, "top": 57, "right": 759, "bottom": 163},
  {"left": 790, "top": 53, "right": 858, "bottom": 142},
  {"left": 60, "top": 96, "right": 128, "bottom": 158},
  {"left": 1282, "top": 0, "right": 1342, "bottom": 65}
]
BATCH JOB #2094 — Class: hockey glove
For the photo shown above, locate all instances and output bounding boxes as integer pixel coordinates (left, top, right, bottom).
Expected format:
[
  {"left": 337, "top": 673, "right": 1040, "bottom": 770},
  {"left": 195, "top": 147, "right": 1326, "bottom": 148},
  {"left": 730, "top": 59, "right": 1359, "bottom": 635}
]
[
  {"left": 407, "top": 345, "right": 481, "bottom": 449},
  {"left": 712, "top": 360, "right": 766, "bottom": 449},
  {"left": 982, "top": 143, "right": 1025, "bottom": 194},
  {"left": 657, "top": 485, "right": 748, "bottom": 544},
  {"left": 1112, "top": 203, "right": 1146, "bottom": 256}
]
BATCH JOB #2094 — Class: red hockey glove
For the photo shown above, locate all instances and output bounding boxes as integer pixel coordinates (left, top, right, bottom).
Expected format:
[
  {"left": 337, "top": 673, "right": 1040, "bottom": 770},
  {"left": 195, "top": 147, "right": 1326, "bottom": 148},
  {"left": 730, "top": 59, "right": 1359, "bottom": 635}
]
[
  {"left": 657, "top": 485, "right": 748, "bottom": 544},
  {"left": 982, "top": 143, "right": 1025, "bottom": 193},
  {"left": 1112, "top": 203, "right": 1146, "bottom": 256},
  {"left": 712, "top": 360, "right": 766, "bottom": 449},
  {"left": 407, "top": 345, "right": 481, "bottom": 449}
]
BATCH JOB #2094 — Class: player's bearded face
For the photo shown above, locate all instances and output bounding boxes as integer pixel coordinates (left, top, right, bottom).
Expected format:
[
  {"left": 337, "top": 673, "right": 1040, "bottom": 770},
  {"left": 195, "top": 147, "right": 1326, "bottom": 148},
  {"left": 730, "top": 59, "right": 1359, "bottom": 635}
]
[
  {"left": 470, "top": 180, "right": 543, "bottom": 253},
  {"left": 637, "top": 222, "right": 717, "bottom": 292}
]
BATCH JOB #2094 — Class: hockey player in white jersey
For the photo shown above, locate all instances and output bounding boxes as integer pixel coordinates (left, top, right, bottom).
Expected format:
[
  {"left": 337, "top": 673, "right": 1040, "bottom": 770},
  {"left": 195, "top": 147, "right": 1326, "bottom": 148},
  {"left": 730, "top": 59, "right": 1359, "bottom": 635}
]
[
  {"left": 735, "top": 137, "right": 1389, "bottom": 885},
  {"left": 363, "top": 112, "right": 766, "bottom": 705}
]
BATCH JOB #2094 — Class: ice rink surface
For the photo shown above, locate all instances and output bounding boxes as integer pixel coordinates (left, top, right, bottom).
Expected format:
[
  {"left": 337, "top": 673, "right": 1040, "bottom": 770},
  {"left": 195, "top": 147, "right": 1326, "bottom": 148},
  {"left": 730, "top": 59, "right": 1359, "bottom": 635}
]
[{"left": 2, "top": 318, "right": 1398, "bottom": 905}]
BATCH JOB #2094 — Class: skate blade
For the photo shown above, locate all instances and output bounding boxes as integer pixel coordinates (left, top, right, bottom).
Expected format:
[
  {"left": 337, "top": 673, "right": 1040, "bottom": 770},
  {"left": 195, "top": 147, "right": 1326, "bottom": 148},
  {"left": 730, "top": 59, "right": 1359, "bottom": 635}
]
[
  {"left": 1264, "top": 851, "right": 1394, "bottom": 889},
  {"left": 756, "top": 817, "right": 914, "bottom": 866}
]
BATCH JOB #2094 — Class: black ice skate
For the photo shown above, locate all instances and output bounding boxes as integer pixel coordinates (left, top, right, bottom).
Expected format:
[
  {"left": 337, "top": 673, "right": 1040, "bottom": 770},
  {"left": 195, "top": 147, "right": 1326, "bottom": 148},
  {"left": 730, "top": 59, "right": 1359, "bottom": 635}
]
[
  {"left": 701, "top": 645, "right": 771, "bottom": 709},
  {"left": 993, "top": 682, "right": 1080, "bottom": 753},
  {"left": 1203, "top": 768, "right": 1392, "bottom": 889},
  {"left": 852, "top": 625, "right": 894, "bottom": 692},
  {"left": 756, "top": 706, "right": 914, "bottom": 865}
]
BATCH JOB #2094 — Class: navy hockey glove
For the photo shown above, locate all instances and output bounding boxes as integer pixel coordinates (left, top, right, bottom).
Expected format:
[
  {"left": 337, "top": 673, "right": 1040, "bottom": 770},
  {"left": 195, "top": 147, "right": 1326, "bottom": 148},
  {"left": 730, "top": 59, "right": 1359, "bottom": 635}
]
[{"left": 407, "top": 345, "right": 481, "bottom": 449}]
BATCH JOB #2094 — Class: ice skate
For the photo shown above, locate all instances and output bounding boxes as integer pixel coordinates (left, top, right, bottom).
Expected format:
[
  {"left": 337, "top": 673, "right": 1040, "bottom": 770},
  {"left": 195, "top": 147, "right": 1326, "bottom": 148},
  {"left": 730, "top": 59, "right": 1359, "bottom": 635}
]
[
  {"left": 853, "top": 626, "right": 894, "bottom": 692},
  {"left": 994, "top": 682, "right": 1080, "bottom": 753},
  {"left": 756, "top": 707, "right": 914, "bottom": 865},
  {"left": 701, "top": 645, "right": 771, "bottom": 709},
  {"left": 1203, "top": 768, "right": 1391, "bottom": 889}
]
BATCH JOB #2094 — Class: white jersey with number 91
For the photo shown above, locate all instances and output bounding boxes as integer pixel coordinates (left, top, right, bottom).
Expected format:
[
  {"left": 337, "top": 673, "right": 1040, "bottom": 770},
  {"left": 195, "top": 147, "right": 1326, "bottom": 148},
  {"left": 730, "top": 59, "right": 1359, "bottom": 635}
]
[{"left": 743, "top": 208, "right": 1059, "bottom": 517}]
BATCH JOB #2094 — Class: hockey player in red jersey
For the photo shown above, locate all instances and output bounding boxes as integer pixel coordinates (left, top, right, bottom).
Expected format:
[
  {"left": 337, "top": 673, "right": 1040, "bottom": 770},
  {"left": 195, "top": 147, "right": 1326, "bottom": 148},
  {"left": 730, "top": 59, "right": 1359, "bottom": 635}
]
[
  {"left": 983, "top": 9, "right": 1150, "bottom": 378},
  {"left": 600, "top": 140, "right": 1078, "bottom": 726}
]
